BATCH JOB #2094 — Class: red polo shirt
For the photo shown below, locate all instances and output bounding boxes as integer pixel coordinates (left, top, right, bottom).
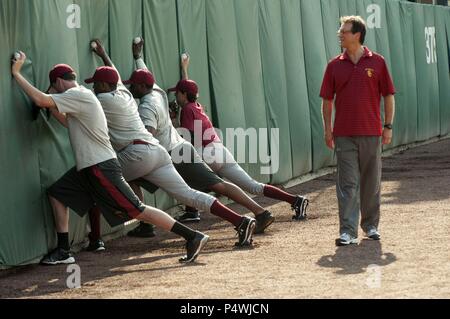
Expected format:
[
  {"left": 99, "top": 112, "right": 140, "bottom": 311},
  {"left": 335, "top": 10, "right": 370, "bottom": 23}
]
[
  {"left": 180, "top": 102, "right": 221, "bottom": 147},
  {"left": 320, "top": 47, "right": 395, "bottom": 137}
]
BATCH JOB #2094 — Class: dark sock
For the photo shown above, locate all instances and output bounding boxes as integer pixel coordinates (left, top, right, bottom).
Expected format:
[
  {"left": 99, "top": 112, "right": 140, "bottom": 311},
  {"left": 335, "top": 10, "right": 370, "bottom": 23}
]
[
  {"left": 263, "top": 185, "right": 297, "bottom": 205},
  {"left": 185, "top": 206, "right": 198, "bottom": 213},
  {"left": 210, "top": 200, "right": 243, "bottom": 227},
  {"left": 57, "top": 232, "right": 70, "bottom": 251},
  {"left": 139, "top": 222, "right": 154, "bottom": 230},
  {"left": 88, "top": 206, "right": 101, "bottom": 242},
  {"left": 171, "top": 222, "right": 197, "bottom": 241}
]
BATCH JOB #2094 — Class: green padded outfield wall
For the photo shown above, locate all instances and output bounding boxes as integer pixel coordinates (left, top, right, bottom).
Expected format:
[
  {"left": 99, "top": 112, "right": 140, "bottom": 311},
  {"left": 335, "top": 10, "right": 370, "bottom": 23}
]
[
  {"left": 0, "top": 0, "right": 449, "bottom": 266},
  {"left": 414, "top": 4, "right": 440, "bottom": 141},
  {"left": 435, "top": 5, "right": 450, "bottom": 136}
]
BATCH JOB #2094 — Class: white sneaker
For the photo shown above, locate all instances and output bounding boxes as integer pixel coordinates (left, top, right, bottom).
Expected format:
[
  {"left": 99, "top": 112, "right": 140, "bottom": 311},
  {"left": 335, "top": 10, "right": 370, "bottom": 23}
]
[
  {"left": 336, "top": 233, "right": 358, "bottom": 246},
  {"left": 365, "top": 228, "right": 381, "bottom": 240}
]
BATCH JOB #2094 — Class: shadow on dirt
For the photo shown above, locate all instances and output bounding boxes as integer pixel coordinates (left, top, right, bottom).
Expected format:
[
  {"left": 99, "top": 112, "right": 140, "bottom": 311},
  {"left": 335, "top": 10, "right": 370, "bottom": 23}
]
[{"left": 316, "top": 240, "right": 397, "bottom": 275}]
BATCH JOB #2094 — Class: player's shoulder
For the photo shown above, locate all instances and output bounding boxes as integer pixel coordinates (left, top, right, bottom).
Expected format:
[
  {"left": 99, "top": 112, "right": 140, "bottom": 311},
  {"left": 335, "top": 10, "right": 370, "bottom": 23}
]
[
  {"left": 330, "top": 54, "right": 343, "bottom": 63},
  {"left": 65, "top": 85, "right": 95, "bottom": 101},
  {"left": 139, "top": 93, "right": 160, "bottom": 113},
  {"left": 183, "top": 102, "right": 197, "bottom": 112},
  {"left": 326, "top": 54, "right": 343, "bottom": 68},
  {"left": 370, "top": 51, "right": 386, "bottom": 63}
]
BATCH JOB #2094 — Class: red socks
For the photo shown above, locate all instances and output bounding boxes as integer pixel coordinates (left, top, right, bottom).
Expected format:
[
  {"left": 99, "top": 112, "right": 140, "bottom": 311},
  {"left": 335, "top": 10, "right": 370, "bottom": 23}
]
[
  {"left": 210, "top": 200, "right": 243, "bottom": 227},
  {"left": 88, "top": 206, "right": 101, "bottom": 241},
  {"left": 263, "top": 185, "right": 296, "bottom": 205}
]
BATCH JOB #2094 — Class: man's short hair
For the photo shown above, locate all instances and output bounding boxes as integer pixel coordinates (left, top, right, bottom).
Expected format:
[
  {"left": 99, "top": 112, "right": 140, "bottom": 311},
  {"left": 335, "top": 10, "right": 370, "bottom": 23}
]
[
  {"left": 60, "top": 72, "right": 77, "bottom": 82},
  {"left": 108, "top": 83, "right": 118, "bottom": 91},
  {"left": 144, "top": 83, "right": 154, "bottom": 90},
  {"left": 49, "top": 64, "right": 76, "bottom": 84},
  {"left": 51, "top": 72, "right": 76, "bottom": 84},
  {"left": 340, "top": 15, "right": 366, "bottom": 45},
  {"left": 186, "top": 92, "right": 198, "bottom": 103}
]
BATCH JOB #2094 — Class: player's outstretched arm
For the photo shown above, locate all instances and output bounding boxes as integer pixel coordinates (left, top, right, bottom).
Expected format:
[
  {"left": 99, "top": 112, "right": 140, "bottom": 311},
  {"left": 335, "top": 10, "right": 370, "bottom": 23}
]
[
  {"left": 181, "top": 53, "right": 190, "bottom": 80},
  {"left": 132, "top": 37, "right": 150, "bottom": 72},
  {"left": 11, "top": 51, "right": 56, "bottom": 109},
  {"left": 90, "top": 39, "right": 122, "bottom": 83}
]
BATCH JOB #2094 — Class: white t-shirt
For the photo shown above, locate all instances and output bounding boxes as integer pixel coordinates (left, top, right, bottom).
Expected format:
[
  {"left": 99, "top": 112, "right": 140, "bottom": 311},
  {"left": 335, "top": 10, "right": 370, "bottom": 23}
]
[
  {"left": 51, "top": 85, "right": 117, "bottom": 171},
  {"left": 96, "top": 83, "right": 159, "bottom": 151},
  {"left": 138, "top": 84, "right": 184, "bottom": 152}
]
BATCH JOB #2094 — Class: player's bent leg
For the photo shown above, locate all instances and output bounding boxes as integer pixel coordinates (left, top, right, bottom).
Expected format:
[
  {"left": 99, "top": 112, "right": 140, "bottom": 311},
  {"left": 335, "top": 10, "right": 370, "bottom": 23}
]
[
  {"left": 211, "top": 181, "right": 265, "bottom": 216},
  {"left": 136, "top": 206, "right": 176, "bottom": 231},
  {"left": 143, "top": 163, "right": 215, "bottom": 213},
  {"left": 216, "top": 162, "right": 265, "bottom": 196},
  {"left": 126, "top": 181, "right": 156, "bottom": 238},
  {"left": 136, "top": 206, "right": 209, "bottom": 263},
  {"left": 48, "top": 195, "right": 70, "bottom": 233}
]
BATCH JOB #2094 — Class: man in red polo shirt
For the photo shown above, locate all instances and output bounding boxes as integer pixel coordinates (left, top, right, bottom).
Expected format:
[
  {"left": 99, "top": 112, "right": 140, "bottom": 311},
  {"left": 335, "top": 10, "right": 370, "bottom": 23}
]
[{"left": 320, "top": 16, "right": 395, "bottom": 246}]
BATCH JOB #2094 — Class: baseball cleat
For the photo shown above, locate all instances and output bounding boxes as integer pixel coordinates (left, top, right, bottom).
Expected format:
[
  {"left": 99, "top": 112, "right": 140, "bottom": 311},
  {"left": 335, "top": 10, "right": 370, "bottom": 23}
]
[
  {"left": 41, "top": 248, "right": 75, "bottom": 265},
  {"left": 176, "top": 211, "right": 201, "bottom": 223},
  {"left": 235, "top": 216, "right": 256, "bottom": 247},
  {"left": 254, "top": 211, "right": 275, "bottom": 234},
  {"left": 179, "top": 232, "right": 209, "bottom": 263},
  {"left": 292, "top": 195, "right": 309, "bottom": 221},
  {"left": 127, "top": 223, "right": 156, "bottom": 238},
  {"left": 86, "top": 239, "right": 106, "bottom": 252}
]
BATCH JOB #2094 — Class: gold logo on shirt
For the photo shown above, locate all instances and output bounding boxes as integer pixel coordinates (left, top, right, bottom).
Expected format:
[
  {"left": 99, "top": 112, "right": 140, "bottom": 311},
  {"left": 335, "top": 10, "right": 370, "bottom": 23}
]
[{"left": 366, "top": 68, "right": 374, "bottom": 78}]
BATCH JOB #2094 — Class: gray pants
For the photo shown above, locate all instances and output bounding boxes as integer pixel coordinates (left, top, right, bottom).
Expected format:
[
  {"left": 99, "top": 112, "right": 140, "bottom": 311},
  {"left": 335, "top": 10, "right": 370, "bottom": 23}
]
[
  {"left": 117, "top": 143, "right": 216, "bottom": 213},
  {"left": 199, "top": 143, "right": 265, "bottom": 195},
  {"left": 335, "top": 137, "right": 381, "bottom": 237}
]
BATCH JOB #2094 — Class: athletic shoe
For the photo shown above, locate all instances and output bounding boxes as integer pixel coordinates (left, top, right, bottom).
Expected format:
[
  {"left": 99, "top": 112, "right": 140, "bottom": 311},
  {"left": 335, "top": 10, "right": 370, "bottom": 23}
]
[
  {"left": 235, "top": 216, "right": 256, "bottom": 247},
  {"left": 292, "top": 195, "right": 309, "bottom": 220},
  {"left": 336, "top": 233, "right": 358, "bottom": 246},
  {"left": 365, "top": 228, "right": 381, "bottom": 240},
  {"left": 41, "top": 248, "right": 75, "bottom": 265},
  {"left": 86, "top": 239, "right": 106, "bottom": 252},
  {"left": 254, "top": 211, "right": 275, "bottom": 234},
  {"left": 127, "top": 223, "right": 156, "bottom": 238},
  {"left": 179, "top": 232, "right": 209, "bottom": 263},
  {"left": 176, "top": 211, "right": 201, "bottom": 223}
]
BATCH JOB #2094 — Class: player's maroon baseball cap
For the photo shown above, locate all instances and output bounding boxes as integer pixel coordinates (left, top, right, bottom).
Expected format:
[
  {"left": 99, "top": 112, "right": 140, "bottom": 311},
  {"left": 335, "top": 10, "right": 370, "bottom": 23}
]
[
  {"left": 48, "top": 64, "right": 75, "bottom": 84},
  {"left": 84, "top": 66, "right": 119, "bottom": 84},
  {"left": 168, "top": 79, "right": 198, "bottom": 95},
  {"left": 123, "top": 69, "right": 155, "bottom": 87}
]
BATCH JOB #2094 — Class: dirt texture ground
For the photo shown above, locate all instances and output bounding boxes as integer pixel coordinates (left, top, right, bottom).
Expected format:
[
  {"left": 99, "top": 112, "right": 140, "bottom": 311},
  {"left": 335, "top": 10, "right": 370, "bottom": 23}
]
[{"left": 1, "top": 139, "right": 449, "bottom": 299}]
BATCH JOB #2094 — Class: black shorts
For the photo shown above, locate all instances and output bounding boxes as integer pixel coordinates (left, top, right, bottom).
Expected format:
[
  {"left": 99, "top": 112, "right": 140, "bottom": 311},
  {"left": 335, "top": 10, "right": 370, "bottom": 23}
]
[
  {"left": 48, "top": 159, "right": 146, "bottom": 227},
  {"left": 171, "top": 142, "right": 223, "bottom": 192},
  {"left": 135, "top": 142, "right": 223, "bottom": 194}
]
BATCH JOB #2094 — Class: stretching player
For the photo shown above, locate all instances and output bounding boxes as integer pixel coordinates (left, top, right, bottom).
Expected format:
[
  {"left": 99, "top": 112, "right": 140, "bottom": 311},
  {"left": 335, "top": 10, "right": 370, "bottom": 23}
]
[
  {"left": 86, "top": 39, "right": 256, "bottom": 248},
  {"left": 11, "top": 52, "right": 208, "bottom": 264},
  {"left": 172, "top": 53, "right": 310, "bottom": 221},
  {"left": 127, "top": 38, "right": 275, "bottom": 237}
]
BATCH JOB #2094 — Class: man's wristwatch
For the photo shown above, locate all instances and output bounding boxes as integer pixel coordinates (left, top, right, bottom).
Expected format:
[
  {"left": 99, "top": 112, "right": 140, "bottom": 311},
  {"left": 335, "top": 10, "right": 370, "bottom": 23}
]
[{"left": 384, "top": 124, "right": 393, "bottom": 130}]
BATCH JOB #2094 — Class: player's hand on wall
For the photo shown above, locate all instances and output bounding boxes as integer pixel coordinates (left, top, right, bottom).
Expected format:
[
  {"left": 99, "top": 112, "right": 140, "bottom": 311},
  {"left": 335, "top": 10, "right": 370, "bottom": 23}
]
[
  {"left": 90, "top": 39, "right": 106, "bottom": 58},
  {"left": 11, "top": 51, "right": 26, "bottom": 75},
  {"left": 132, "top": 37, "right": 144, "bottom": 59},
  {"left": 181, "top": 53, "right": 190, "bottom": 69}
]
